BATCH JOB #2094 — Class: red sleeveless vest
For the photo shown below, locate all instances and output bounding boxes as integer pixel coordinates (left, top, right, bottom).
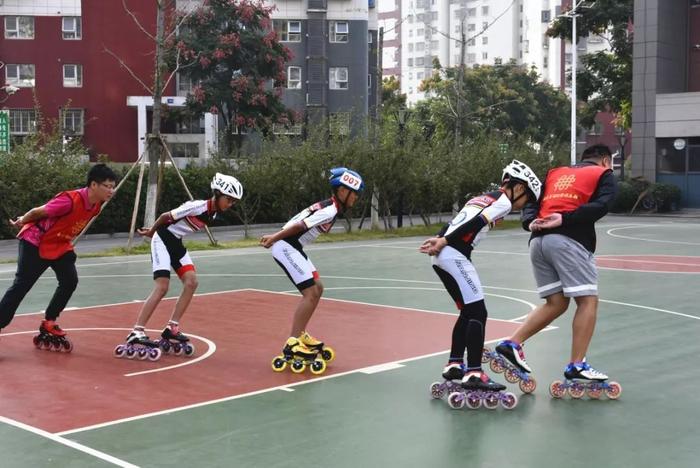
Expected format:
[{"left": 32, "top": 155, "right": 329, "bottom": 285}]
[
  {"left": 19, "top": 190, "right": 102, "bottom": 260},
  {"left": 539, "top": 165, "right": 608, "bottom": 218}
]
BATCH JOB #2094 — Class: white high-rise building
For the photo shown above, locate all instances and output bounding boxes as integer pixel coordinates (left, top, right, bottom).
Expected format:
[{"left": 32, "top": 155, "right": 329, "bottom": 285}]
[{"left": 379, "top": 0, "right": 611, "bottom": 105}]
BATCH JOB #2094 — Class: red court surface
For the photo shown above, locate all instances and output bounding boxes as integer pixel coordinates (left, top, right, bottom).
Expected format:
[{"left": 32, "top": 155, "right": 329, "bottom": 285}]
[
  {"left": 0, "top": 289, "right": 520, "bottom": 433},
  {"left": 597, "top": 255, "right": 700, "bottom": 273}
]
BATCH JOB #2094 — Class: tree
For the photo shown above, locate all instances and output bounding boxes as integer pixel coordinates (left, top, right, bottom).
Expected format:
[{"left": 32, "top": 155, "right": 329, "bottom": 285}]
[
  {"left": 168, "top": 0, "right": 296, "bottom": 153},
  {"left": 419, "top": 63, "right": 570, "bottom": 146},
  {"left": 547, "top": 0, "right": 633, "bottom": 129}
]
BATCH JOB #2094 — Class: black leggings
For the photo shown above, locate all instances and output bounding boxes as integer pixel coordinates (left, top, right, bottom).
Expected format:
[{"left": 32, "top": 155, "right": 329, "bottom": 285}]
[
  {"left": 448, "top": 299, "right": 488, "bottom": 369},
  {"left": 0, "top": 240, "right": 78, "bottom": 329}
]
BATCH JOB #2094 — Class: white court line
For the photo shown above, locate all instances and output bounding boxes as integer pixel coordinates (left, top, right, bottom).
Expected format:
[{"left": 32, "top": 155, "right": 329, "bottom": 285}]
[
  {"left": 260, "top": 287, "right": 537, "bottom": 324},
  {"left": 0, "top": 416, "right": 138, "bottom": 468},
  {"left": 0, "top": 327, "right": 216, "bottom": 378},
  {"left": 606, "top": 225, "right": 700, "bottom": 246},
  {"left": 55, "top": 336, "right": 517, "bottom": 438}
]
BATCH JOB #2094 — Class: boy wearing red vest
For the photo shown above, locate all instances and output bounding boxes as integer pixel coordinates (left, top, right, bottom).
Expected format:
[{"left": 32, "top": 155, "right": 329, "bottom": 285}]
[
  {"left": 0, "top": 164, "right": 117, "bottom": 351},
  {"left": 496, "top": 145, "right": 618, "bottom": 382}
]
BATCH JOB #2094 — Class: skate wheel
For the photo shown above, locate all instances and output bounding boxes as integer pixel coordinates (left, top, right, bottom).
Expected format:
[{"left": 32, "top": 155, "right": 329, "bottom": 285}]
[
  {"left": 519, "top": 377, "right": 537, "bottom": 394},
  {"left": 429, "top": 381, "right": 446, "bottom": 399},
  {"left": 271, "top": 356, "right": 287, "bottom": 372},
  {"left": 160, "top": 340, "right": 171, "bottom": 354},
  {"left": 52, "top": 340, "right": 63, "bottom": 351},
  {"left": 484, "top": 393, "right": 500, "bottom": 410},
  {"left": 549, "top": 380, "right": 566, "bottom": 399},
  {"left": 62, "top": 340, "right": 73, "bottom": 353},
  {"left": 137, "top": 348, "right": 149, "bottom": 360},
  {"left": 568, "top": 383, "right": 585, "bottom": 399},
  {"left": 114, "top": 344, "right": 126, "bottom": 358},
  {"left": 465, "top": 392, "right": 482, "bottom": 410},
  {"left": 504, "top": 367, "right": 520, "bottom": 384},
  {"left": 481, "top": 346, "right": 491, "bottom": 364},
  {"left": 447, "top": 391, "right": 466, "bottom": 410},
  {"left": 148, "top": 348, "right": 162, "bottom": 362},
  {"left": 32, "top": 335, "right": 42, "bottom": 349},
  {"left": 184, "top": 343, "right": 195, "bottom": 357},
  {"left": 173, "top": 343, "right": 184, "bottom": 356},
  {"left": 320, "top": 346, "right": 335, "bottom": 363},
  {"left": 310, "top": 359, "right": 327, "bottom": 375},
  {"left": 125, "top": 347, "right": 137, "bottom": 359},
  {"left": 290, "top": 360, "right": 305, "bottom": 374},
  {"left": 605, "top": 381, "right": 622, "bottom": 400},
  {"left": 489, "top": 357, "right": 505, "bottom": 374},
  {"left": 586, "top": 386, "right": 603, "bottom": 399},
  {"left": 501, "top": 392, "right": 518, "bottom": 410}
]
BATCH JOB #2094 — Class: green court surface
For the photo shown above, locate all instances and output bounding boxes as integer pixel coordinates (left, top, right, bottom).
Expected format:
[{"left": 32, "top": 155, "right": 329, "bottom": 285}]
[{"left": 1, "top": 216, "right": 698, "bottom": 468}]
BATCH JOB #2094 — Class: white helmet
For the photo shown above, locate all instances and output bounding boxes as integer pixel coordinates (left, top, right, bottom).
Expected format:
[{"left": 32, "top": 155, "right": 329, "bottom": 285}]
[
  {"left": 211, "top": 173, "right": 243, "bottom": 200},
  {"left": 502, "top": 160, "right": 542, "bottom": 201}
]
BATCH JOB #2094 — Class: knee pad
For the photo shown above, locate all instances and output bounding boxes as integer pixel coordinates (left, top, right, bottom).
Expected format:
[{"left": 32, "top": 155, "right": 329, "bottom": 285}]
[{"left": 459, "top": 299, "right": 487, "bottom": 324}]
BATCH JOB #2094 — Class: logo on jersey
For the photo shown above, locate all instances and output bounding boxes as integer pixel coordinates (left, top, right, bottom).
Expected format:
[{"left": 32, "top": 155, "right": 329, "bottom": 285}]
[{"left": 553, "top": 174, "right": 576, "bottom": 191}]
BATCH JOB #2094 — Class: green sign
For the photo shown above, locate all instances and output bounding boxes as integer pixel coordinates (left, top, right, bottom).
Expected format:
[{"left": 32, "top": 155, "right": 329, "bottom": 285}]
[{"left": 0, "top": 110, "right": 9, "bottom": 152}]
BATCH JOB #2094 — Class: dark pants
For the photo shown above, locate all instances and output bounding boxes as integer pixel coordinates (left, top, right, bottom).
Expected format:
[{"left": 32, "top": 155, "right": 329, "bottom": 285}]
[{"left": 0, "top": 240, "right": 78, "bottom": 329}]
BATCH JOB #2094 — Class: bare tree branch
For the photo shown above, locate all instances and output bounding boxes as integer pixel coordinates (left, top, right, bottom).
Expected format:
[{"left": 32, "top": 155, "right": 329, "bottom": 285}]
[
  {"left": 165, "top": 3, "right": 197, "bottom": 42},
  {"left": 103, "top": 46, "right": 153, "bottom": 94},
  {"left": 161, "top": 50, "right": 200, "bottom": 94},
  {"left": 122, "top": 0, "right": 156, "bottom": 41}
]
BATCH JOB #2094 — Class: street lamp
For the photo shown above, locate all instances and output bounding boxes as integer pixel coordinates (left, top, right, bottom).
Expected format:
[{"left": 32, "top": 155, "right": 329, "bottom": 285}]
[
  {"left": 394, "top": 107, "right": 411, "bottom": 228},
  {"left": 559, "top": 0, "right": 594, "bottom": 165},
  {"left": 617, "top": 132, "right": 627, "bottom": 181}
]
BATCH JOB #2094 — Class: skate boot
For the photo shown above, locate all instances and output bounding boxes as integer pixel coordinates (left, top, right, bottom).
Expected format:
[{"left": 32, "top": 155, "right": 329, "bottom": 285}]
[
  {"left": 299, "top": 331, "right": 335, "bottom": 362},
  {"left": 159, "top": 323, "right": 195, "bottom": 356},
  {"left": 114, "top": 329, "right": 162, "bottom": 361},
  {"left": 33, "top": 320, "right": 73, "bottom": 352},
  {"left": 429, "top": 362, "right": 465, "bottom": 400},
  {"left": 550, "top": 361, "right": 622, "bottom": 400},
  {"left": 495, "top": 340, "right": 532, "bottom": 373},
  {"left": 483, "top": 345, "right": 537, "bottom": 394},
  {"left": 271, "top": 337, "right": 327, "bottom": 375},
  {"left": 438, "top": 370, "right": 517, "bottom": 410}
]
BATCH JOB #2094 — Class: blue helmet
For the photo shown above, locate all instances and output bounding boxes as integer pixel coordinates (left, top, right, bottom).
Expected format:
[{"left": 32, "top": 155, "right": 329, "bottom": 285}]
[{"left": 329, "top": 167, "right": 364, "bottom": 193}]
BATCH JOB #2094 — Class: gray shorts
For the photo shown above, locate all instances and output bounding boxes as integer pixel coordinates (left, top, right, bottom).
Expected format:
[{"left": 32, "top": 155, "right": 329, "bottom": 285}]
[{"left": 530, "top": 234, "right": 598, "bottom": 298}]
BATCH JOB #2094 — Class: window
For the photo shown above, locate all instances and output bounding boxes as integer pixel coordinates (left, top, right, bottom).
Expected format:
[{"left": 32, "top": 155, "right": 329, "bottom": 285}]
[
  {"left": 541, "top": 10, "right": 551, "bottom": 22},
  {"left": 9, "top": 109, "right": 37, "bottom": 134},
  {"left": 329, "top": 67, "right": 348, "bottom": 89},
  {"left": 430, "top": 40, "right": 439, "bottom": 50},
  {"left": 415, "top": 57, "right": 424, "bottom": 66},
  {"left": 494, "top": 57, "right": 503, "bottom": 65},
  {"left": 467, "top": 38, "right": 475, "bottom": 46},
  {"left": 482, "top": 52, "right": 488, "bottom": 60},
  {"left": 176, "top": 116, "right": 205, "bottom": 134},
  {"left": 467, "top": 8, "right": 476, "bottom": 17},
  {"left": 63, "top": 64, "right": 83, "bottom": 87},
  {"left": 62, "top": 17, "right": 82, "bottom": 39},
  {"left": 588, "top": 35, "right": 604, "bottom": 44},
  {"left": 431, "top": 12, "right": 438, "bottom": 21},
  {"left": 408, "top": 43, "right": 414, "bottom": 52},
  {"left": 287, "top": 66, "right": 302, "bottom": 89},
  {"left": 329, "top": 113, "right": 350, "bottom": 136},
  {"left": 543, "top": 35, "right": 550, "bottom": 49},
  {"left": 177, "top": 73, "right": 195, "bottom": 95},
  {"left": 168, "top": 143, "right": 199, "bottom": 158},
  {"left": 368, "top": 31, "right": 372, "bottom": 43},
  {"left": 274, "top": 20, "right": 301, "bottom": 42},
  {"left": 367, "top": 73, "right": 372, "bottom": 89},
  {"left": 543, "top": 56, "right": 549, "bottom": 68},
  {"left": 416, "top": 42, "right": 425, "bottom": 52},
  {"left": 273, "top": 123, "right": 303, "bottom": 135},
  {"left": 482, "top": 36, "right": 488, "bottom": 45},
  {"left": 467, "top": 23, "right": 476, "bottom": 31},
  {"left": 330, "top": 21, "right": 349, "bottom": 43},
  {"left": 482, "top": 6, "right": 489, "bottom": 15},
  {"left": 467, "top": 53, "right": 476, "bottom": 63},
  {"left": 5, "top": 64, "right": 35, "bottom": 87},
  {"left": 417, "top": 71, "right": 424, "bottom": 80},
  {"left": 4, "top": 16, "right": 34, "bottom": 39},
  {"left": 417, "top": 28, "right": 424, "bottom": 36},
  {"left": 482, "top": 21, "right": 488, "bottom": 30},
  {"left": 61, "top": 109, "right": 84, "bottom": 135},
  {"left": 408, "top": 58, "right": 413, "bottom": 66}
]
